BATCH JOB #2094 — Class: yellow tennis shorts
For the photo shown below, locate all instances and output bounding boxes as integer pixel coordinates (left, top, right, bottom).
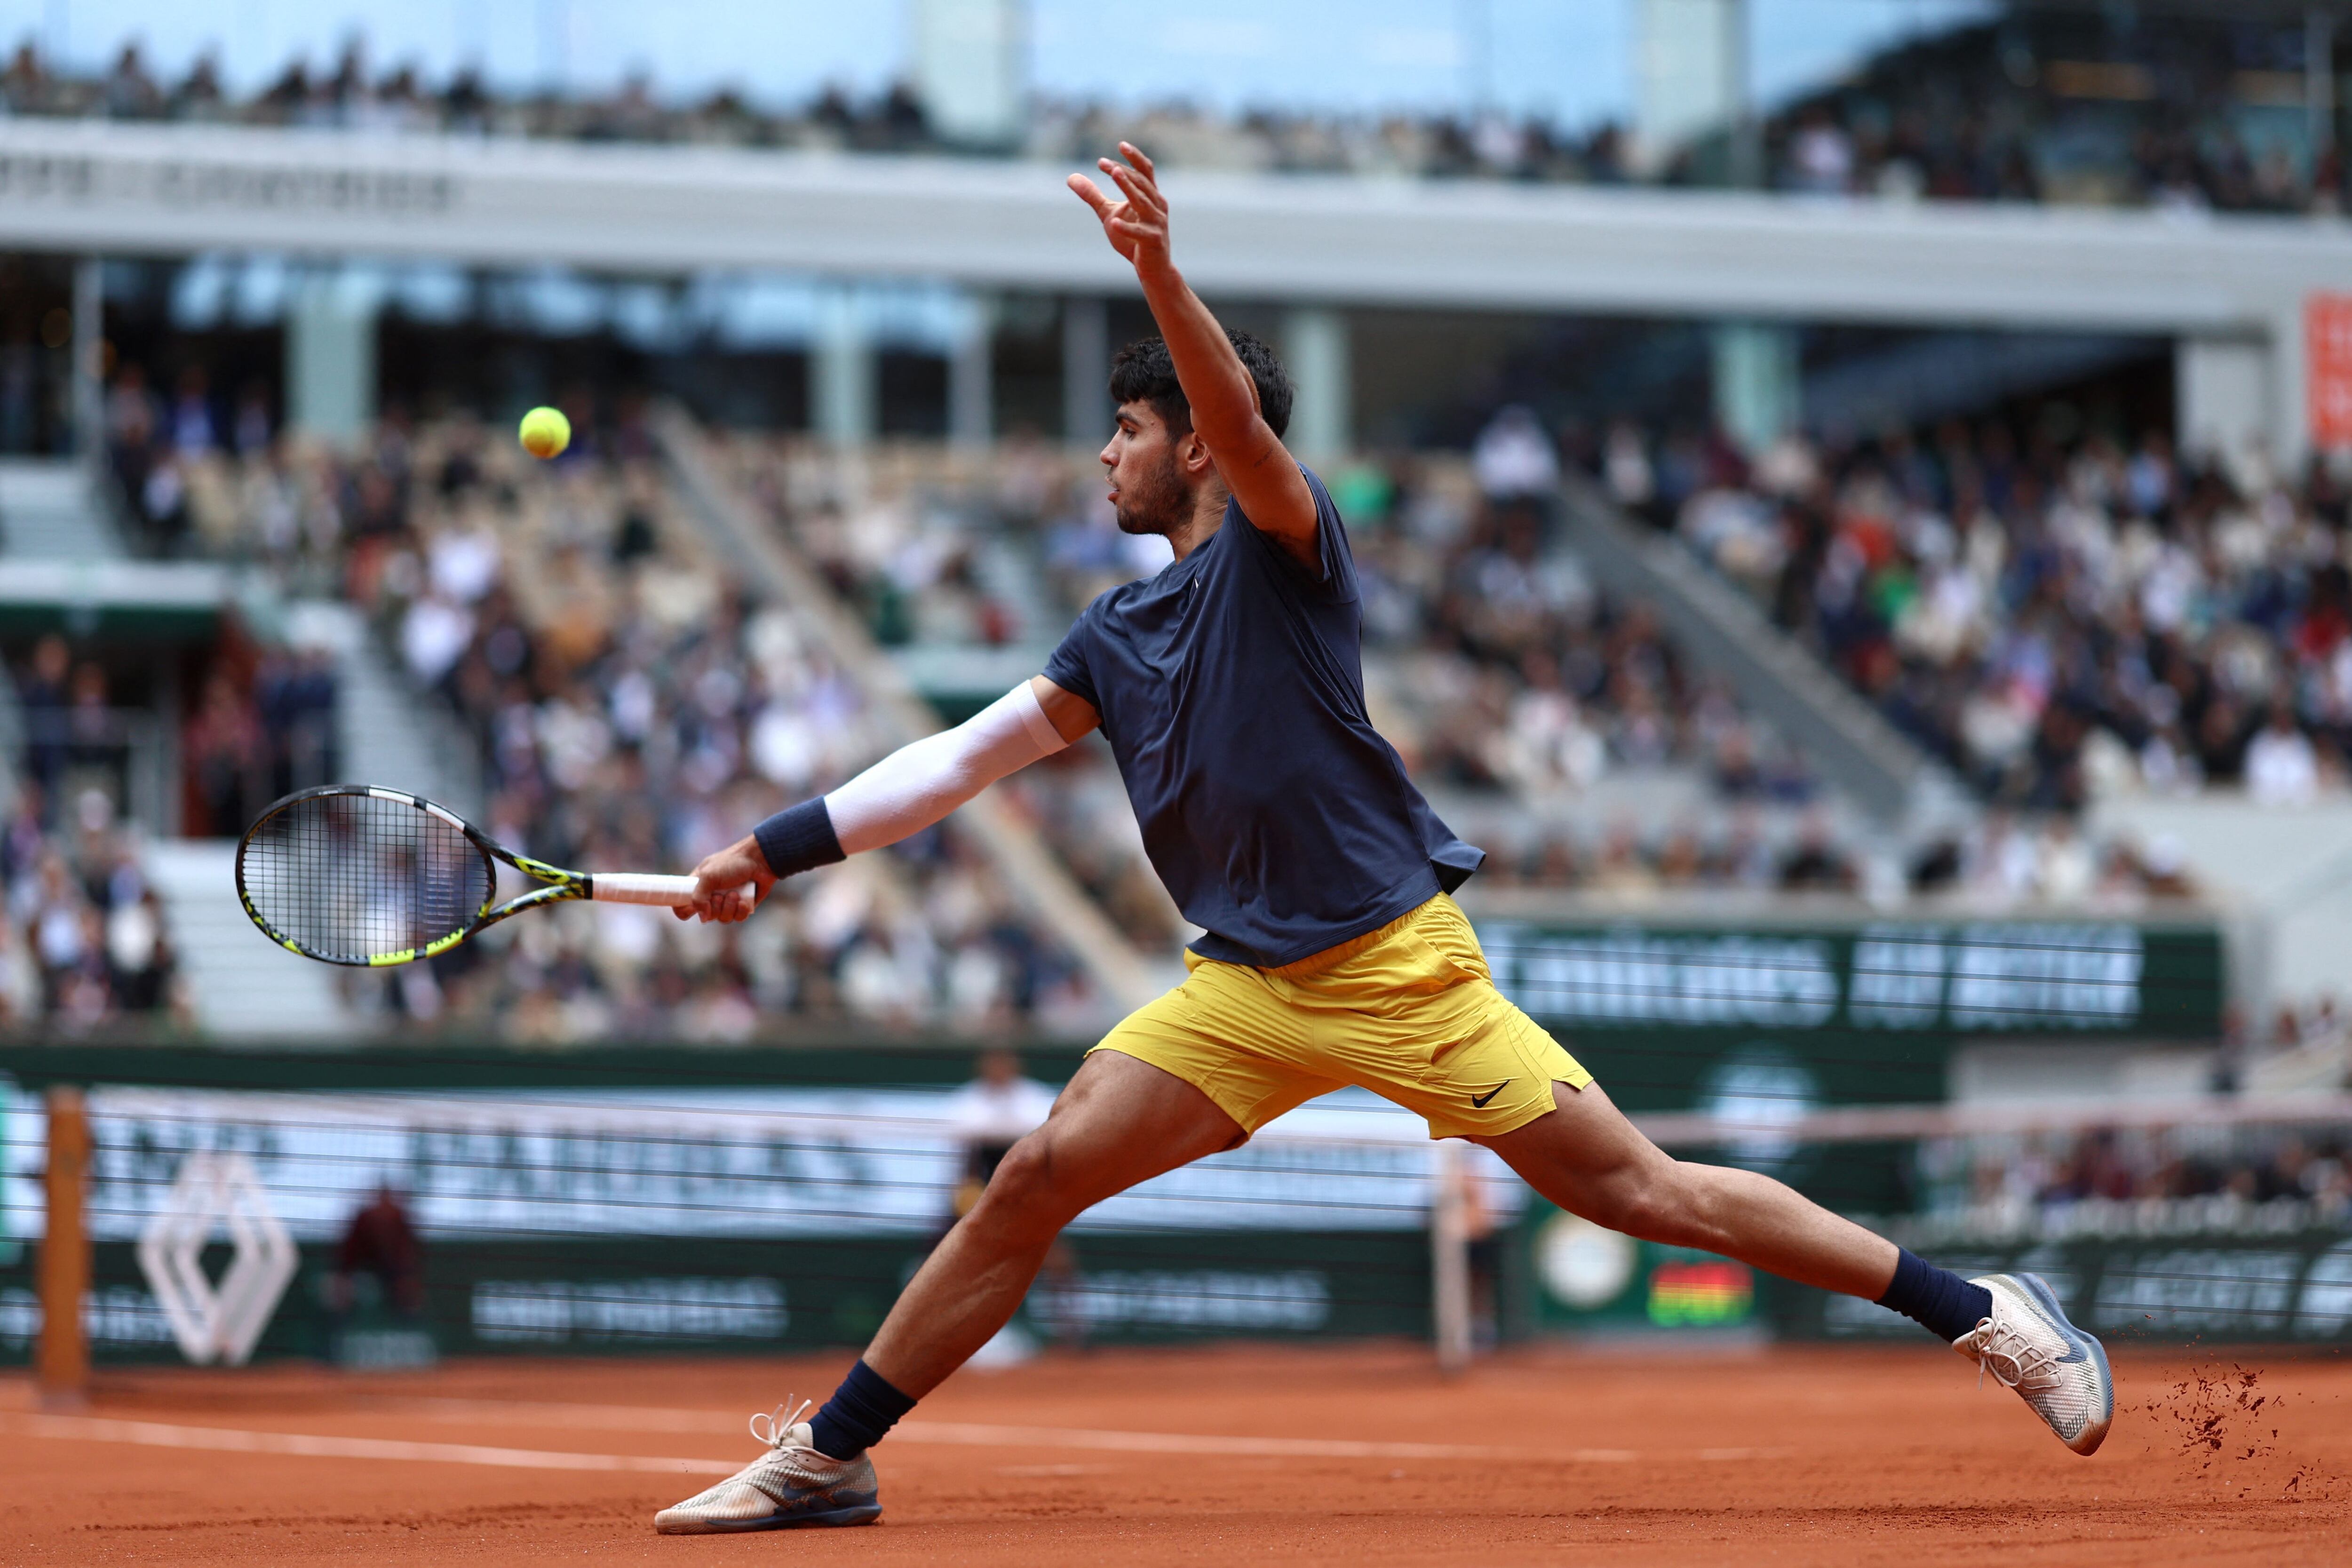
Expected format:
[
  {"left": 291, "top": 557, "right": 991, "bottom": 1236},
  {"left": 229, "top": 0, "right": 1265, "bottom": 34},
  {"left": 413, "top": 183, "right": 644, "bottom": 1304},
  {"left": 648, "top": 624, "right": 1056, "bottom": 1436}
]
[{"left": 1093, "top": 892, "right": 1592, "bottom": 1140}]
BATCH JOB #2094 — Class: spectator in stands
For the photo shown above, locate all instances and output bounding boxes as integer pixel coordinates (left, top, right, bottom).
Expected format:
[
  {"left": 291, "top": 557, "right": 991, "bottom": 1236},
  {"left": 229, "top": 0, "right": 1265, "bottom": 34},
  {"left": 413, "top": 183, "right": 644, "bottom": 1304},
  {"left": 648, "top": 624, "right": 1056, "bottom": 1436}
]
[
  {"left": 185, "top": 669, "right": 267, "bottom": 838},
  {"left": 1650, "top": 401, "right": 2352, "bottom": 822},
  {"left": 1472, "top": 406, "right": 1559, "bottom": 501},
  {"left": 1786, "top": 107, "right": 1856, "bottom": 194},
  {"left": 17, "top": 635, "right": 70, "bottom": 812},
  {"left": 103, "top": 364, "right": 159, "bottom": 517},
  {"left": 943, "top": 1048, "right": 1058, "bottom": 1220},
  {"left": 102, "top": 42, "right": 161, "bottom": 120},
  {"left": 58, "top": 661, "right": 122, "bottom": 810},
  {"left": 1778, "top": 814, "right": 1855, "bottom": 892},
  {"left": 326, "top": 1181, "right": 426, "bottom": 1320},
  {"left": 168, "top": 366, "right": 216, "bottom": 456},
  {"left": 105, "top": 884, "right": 174, "bottom": 1013},
  {"left": 253, "top": 646, "right": 338, "bottom": 798},
  {"left": 2245, "top": 704, "right": 2320, "bottom": 805}
]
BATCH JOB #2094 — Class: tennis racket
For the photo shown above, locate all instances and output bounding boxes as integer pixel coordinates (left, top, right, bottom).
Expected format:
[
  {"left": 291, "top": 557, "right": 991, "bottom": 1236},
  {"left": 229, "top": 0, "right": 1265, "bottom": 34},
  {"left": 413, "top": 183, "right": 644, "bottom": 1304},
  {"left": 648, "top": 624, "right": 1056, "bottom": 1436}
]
[{"left": 235, "top": 784, "right": 725, "bottom": 967}]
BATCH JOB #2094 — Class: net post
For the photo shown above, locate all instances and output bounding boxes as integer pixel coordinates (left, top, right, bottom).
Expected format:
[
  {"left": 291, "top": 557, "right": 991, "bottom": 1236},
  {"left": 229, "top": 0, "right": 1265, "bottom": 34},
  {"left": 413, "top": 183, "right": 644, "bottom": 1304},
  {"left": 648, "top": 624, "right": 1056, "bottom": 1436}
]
[
  {"left": 1430, "top": 1140, "right": 1472, "bottom": 1374},
  {"left": 37, "top": 1085, "right": 91, "bottom": 1410}
]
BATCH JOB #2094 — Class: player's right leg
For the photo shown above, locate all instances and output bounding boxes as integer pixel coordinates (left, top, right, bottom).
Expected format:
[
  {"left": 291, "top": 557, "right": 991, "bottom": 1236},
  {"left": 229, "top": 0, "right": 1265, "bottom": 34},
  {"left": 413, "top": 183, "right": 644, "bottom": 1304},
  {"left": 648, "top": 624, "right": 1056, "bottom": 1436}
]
[
  {"left": 653, "top": 1049, "right": 1242, "bottom": 1533},
  {"left": 860, "top": 1047, "right": 1243, "bottom": 1395}
]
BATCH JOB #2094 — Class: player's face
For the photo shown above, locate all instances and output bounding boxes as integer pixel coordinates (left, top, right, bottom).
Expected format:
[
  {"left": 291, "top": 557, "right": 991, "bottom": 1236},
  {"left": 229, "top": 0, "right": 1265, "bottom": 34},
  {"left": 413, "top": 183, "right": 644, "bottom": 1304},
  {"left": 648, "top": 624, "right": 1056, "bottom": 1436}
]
[{"left": 1102, "top": 402, "right": 1193, "bottom": 536}]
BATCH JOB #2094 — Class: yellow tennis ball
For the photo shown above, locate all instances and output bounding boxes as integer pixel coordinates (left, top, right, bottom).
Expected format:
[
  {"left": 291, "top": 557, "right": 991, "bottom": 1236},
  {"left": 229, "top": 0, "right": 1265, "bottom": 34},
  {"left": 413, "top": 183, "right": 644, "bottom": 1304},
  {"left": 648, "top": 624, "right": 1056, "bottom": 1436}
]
[{"left": 519, "top": 406, "right": 571, "bottom": 460}]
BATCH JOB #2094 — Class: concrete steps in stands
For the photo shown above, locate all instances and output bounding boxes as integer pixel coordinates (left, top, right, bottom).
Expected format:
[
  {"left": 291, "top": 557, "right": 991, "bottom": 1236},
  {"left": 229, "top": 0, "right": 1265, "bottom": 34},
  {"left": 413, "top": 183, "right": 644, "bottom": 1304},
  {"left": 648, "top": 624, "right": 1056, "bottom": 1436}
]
[
  {"left": 0, "top": 459, "right": 126, "bottom": 561},
  {"left": 144, "top": 838, "right": 357, "bottom": 1039},
  {"left": 286, "top": 600, "right": 483, "bottom": 818}
]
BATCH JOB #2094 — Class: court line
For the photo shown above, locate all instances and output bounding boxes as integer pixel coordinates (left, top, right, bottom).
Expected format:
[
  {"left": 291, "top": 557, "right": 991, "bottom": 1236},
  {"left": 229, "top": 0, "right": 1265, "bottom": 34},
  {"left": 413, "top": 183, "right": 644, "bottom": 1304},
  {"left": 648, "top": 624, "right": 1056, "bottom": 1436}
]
[
  {"left": 904, "top": 1420, "right": 1642, "bottom": 1462},
  {"left": 389, "top": 1397, "right": 1651, "bottom": 1463},
  {"left": 7, "top": 1402, "right": 1788, "bottom": 1471},
  {"left": 0, "top": 1412, "right": 738, "bottom": 1475}
]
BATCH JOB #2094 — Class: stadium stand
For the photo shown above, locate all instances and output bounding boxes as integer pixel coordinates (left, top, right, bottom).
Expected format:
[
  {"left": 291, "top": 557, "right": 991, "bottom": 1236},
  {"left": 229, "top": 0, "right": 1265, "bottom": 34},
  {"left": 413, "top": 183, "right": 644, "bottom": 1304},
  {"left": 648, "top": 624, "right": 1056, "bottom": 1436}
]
[
  {"left": 99, "top": 364, "right": 2233, "bottom": 987},
  {"left": 1919, "top": 1116, "right": 2352, "bottom": 1222},
  {"left": 0, "top": 770, "right": 186, "bottom": 1033},
  {"left": 0, "top": 3, "right": 2339, "bottom": 210},
  {"left": 715, "top": 429, "right": 1861, "bottom": 900},
  {"left": 145, "top": 407, "right": 1118, "bottom": 1036},
  {"left": 1639, "top": 411, "right": 2352, "bottom": 828},
  {"left": 1764, "top": 6, "right": 2346, "bottom": 213},
  {"left": 0, "top": 3, "right": 2316, "bottom": 1047}
]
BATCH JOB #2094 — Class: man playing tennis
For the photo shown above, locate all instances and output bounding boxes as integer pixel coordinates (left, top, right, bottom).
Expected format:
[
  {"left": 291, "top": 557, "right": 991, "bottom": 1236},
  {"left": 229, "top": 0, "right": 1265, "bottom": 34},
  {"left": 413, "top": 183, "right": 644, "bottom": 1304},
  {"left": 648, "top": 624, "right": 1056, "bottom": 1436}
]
[{"left": 652, "top": 144, "right": 2112, "bottom": 1534}]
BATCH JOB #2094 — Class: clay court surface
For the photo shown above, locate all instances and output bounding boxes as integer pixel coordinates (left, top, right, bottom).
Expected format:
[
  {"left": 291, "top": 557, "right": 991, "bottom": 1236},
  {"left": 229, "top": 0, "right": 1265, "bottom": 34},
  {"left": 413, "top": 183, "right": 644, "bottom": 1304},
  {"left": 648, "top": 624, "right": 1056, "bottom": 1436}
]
[{"left": 1, "top": 1342, "right": 2344, "bottom": 1565}]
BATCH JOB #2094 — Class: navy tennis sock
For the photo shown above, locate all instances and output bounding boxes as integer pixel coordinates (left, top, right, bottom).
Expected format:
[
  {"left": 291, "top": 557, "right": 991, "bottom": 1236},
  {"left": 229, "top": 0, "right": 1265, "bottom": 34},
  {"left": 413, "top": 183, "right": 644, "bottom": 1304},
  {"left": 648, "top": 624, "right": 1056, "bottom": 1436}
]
[
  {"left": 807, "top": 1359, "right": 916, "bottom": 1461},
  {"left": 1876, "top": 1247, "right": 1993, "bottom": 1343}
]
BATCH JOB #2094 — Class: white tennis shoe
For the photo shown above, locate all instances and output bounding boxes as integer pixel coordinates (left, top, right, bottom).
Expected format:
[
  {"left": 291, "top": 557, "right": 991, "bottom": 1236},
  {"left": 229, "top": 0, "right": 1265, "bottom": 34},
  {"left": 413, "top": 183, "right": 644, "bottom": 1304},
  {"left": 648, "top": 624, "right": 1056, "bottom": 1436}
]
[
  {"left": 1953, "top": 1273, "right": 2113, "bottom": 1456},
  {"left": 654, "top": 1401, "right": 882, "bottom": 1534}
]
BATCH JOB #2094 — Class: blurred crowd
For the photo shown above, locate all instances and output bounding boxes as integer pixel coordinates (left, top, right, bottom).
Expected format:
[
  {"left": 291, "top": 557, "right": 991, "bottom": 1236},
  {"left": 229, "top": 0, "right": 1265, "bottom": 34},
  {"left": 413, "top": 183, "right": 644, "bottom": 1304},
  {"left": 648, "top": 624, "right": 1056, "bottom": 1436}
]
[
  {"left": 6, "top": 628, "right": 195, "bottom": 1031},
  {"left": 81, "top": 346, "right": 2271, "bottom": 1038},
  {"left": 723, "top": 436, "right": 1185, "bottom": 955},
  {"left": 1772, "top": 11, "right": 2346, "bottom": 215},
  {"left": 3, "top": 4, "right": 2341, "bottom": 213},
  {"left": 1469, "top": 804, "right": 2194, "bottom": 908},
  {"left": 720, "top": 430, "right": 1833, "bottom": 922},
  {"left": 719, "top": 423, "right": 2219, "bottom": 908},
  {"left": 1345, "top": 439, "right": 1818, "bottom": 806},
  {"left": 0, "top": 777, "right": 183, "bottom": 1032},
  {"left": 1647, "top": 415, "right": 2352, "bottom": 817},
  {"left": 1920, "top": 1120, "right": 2352, "bottom": 1226},
  {"left": 735, "top": 431, "right": 1812, "bottom": 796},
  {"left": 170, "top": 409, "right": 1096, "bottom": 1038}
]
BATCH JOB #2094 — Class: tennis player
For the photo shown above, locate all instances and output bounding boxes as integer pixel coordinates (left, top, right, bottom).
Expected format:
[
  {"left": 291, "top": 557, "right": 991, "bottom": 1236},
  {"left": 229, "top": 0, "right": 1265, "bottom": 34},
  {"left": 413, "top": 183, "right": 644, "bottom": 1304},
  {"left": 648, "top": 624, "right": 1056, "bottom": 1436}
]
[{"left": 652, "top": 144, "right": 2112, "bottom": 1534}]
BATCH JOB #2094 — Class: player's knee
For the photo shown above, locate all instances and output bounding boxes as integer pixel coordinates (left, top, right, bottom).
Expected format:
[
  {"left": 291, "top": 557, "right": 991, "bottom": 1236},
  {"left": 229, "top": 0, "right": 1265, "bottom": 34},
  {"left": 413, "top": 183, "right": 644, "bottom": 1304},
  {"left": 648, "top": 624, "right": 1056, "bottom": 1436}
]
[
  {"left": 970, "top": 1132, "right": 1079, "bottom": 1233},
  {"left": 1593, "top": 1182, "right": 1669, "bottom": 1242},
  {"left": 1593, "top": 1165, "right": 1708, "bottom": 1247}
]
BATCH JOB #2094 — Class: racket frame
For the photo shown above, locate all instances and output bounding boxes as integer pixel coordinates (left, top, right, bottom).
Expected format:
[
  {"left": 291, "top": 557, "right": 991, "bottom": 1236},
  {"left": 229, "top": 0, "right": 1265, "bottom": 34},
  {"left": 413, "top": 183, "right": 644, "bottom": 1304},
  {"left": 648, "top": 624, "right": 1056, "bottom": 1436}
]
[{"left": 236, "top": 784, "right": 661, "bottom": 967}]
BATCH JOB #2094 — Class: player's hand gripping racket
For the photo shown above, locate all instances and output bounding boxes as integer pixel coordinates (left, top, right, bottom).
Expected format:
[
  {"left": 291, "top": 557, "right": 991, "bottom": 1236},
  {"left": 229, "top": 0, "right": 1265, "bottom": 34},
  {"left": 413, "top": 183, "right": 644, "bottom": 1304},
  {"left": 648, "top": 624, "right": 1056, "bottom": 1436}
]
[{"left": 235, "top": 785, "right": 734, "bottom": 966}]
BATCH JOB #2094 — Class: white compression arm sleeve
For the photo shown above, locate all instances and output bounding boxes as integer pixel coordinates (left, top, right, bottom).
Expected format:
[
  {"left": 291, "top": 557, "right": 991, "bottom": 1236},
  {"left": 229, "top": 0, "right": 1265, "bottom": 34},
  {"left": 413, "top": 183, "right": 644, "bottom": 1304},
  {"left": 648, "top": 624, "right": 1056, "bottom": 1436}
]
[{"left": 824, "top": 682, "right": 1070, "bottom": 855}]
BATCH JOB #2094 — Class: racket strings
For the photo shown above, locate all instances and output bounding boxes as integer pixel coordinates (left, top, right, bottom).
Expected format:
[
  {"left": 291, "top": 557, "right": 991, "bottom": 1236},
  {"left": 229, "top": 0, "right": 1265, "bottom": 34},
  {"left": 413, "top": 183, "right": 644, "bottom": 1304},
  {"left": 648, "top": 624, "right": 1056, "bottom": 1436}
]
[{"left": 242, "top": 792, "right": 493, "bottom": 963}]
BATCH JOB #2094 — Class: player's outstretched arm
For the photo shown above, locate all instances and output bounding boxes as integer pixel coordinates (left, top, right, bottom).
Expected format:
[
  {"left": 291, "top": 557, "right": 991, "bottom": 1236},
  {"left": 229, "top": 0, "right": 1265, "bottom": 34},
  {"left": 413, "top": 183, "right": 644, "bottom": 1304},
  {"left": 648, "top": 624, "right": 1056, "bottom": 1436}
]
[
  {"left": 680, "top": 678, "right": 1098, "bottom": 923},
  {"left": 1069, "top": 143, "right": 1319, "bottom": 564}
]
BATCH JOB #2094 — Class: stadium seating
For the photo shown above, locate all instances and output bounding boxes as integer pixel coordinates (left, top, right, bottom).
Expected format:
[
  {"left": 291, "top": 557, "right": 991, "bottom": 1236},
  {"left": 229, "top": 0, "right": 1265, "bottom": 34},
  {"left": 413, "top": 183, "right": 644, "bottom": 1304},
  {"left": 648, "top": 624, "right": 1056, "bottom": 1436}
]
[
  {"left": 0, "top": 771, "right": 186, "bottom": 1032},
  {"left": 1765, "top": 8, "right": 2344, "bottom": 214},
  {"left": 5, "top": 4, "right": 2339, "bottom": 213},
  {"left": 103, "top": 382, "right": 2233, "bottom": 1009},
  {"left": 1646, "top": 416, "right": 2352, "bottom": 841},
  {"left": 1918, "top": 1118, "right": 2352, "bottom": 1227},
  {"left": 158, "top": 415, "right": 1103, "bottom": 1035},
  {"left": 713, "top": 432, "right": 1862, "bottom": 900}
]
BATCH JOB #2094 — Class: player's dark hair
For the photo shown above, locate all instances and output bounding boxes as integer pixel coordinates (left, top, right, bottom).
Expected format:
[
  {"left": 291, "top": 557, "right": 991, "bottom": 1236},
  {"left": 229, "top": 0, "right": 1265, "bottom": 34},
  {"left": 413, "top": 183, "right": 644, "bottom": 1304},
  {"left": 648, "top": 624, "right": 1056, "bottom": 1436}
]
[{"left": 1108, "top": 331, "right": 1293, "bottom": 440}]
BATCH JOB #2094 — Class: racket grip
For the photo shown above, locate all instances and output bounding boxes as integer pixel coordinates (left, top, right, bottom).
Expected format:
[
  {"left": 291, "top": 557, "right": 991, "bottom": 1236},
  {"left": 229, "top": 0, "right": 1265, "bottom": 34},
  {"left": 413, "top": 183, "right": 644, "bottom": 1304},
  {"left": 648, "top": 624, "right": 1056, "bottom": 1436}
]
[{"left": 589, "top": 873, "right": 703, "bottom": 907}]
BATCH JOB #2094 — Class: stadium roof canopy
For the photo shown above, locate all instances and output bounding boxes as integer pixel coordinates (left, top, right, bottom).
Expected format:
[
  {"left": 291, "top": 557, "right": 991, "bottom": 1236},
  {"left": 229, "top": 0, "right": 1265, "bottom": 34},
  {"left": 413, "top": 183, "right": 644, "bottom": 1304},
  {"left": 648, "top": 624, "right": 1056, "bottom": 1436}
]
[{"left": 0, "top": 120, "right": 2343, "bottom": 341}]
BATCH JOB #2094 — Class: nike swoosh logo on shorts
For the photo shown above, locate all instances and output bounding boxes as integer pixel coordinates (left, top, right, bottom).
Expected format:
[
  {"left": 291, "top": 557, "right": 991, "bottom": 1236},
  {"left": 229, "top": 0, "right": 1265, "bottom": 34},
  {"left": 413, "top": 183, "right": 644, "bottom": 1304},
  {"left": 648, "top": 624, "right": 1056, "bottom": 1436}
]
[{"left": 1470, "top": 1081, "right": 1510, "bottom": 1107}]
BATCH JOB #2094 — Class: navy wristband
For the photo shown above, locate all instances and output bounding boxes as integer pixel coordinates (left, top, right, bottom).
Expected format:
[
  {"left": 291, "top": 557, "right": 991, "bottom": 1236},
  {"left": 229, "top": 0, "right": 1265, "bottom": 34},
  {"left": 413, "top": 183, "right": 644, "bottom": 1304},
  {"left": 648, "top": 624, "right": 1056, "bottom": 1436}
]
[{"left": 752, "top": 798, "right": 846, "bottom": 879}]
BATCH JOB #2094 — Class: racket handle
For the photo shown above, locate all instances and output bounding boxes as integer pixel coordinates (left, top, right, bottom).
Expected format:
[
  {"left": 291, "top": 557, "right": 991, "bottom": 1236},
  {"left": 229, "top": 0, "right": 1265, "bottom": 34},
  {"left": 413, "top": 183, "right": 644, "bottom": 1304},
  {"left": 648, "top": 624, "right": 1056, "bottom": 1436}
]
[{"left": 589, "top": 873, "right": 703, "bottom": 907}]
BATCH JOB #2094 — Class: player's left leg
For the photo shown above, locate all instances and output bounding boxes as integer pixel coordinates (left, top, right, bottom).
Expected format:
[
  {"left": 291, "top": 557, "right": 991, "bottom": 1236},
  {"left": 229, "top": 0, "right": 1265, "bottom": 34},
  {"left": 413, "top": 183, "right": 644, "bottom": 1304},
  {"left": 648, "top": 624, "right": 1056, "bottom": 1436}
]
[
  {"left": 1474, "top": 1079, "right": 2113, "bottom": 1455},
  {"left": 1473, "top": 1077, "right": 1898, "bottom": 1292}
]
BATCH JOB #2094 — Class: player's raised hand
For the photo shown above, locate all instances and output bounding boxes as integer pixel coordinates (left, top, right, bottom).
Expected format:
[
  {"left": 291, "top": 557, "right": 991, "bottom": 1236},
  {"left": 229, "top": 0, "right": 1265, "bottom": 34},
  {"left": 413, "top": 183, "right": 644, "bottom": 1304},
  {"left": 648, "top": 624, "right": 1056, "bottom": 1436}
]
[
  {"left": 678, "top": 833, "right": 776, "bottom": 924},
  {"left": 1068, "top": 143, "right": 1171, "bottom": 273}
]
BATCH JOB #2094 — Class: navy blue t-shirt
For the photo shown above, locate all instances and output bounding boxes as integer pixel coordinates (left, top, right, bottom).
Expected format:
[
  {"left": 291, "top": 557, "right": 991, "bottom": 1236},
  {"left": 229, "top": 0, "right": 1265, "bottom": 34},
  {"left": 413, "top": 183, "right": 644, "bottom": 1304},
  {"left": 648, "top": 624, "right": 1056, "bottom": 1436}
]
[{"left": 1043, "top": 467, "right": 1483, "bottom": 968}]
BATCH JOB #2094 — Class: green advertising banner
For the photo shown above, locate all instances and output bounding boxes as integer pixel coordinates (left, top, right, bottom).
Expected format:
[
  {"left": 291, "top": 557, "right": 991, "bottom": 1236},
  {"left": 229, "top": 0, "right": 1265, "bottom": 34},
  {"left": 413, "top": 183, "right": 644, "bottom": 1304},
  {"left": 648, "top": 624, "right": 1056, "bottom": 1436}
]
[
  {"left": 1478, "top": 918, "right": 2223, "bottom": 1040},
  {"left": 1471, "top": 915, "right": 2224, "bottom": 1118},
  {"left": 0, "top": 1231, "right": 1433, "bottom": 1367}
]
